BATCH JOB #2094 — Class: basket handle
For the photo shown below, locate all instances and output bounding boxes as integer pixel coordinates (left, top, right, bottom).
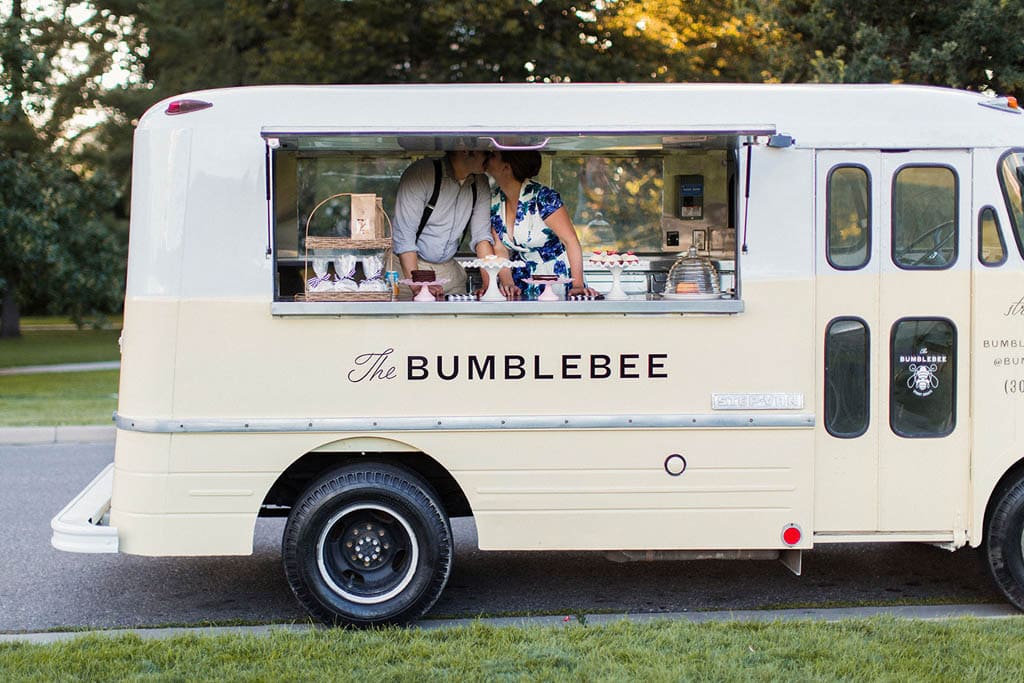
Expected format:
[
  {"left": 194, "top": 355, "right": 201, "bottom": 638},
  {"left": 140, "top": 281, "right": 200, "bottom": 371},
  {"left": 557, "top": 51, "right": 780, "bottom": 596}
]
[
  {"left": 302, "top": 193, "right": 396, "bottom": 276},
  {"left": 304, "top": 192, "right": 355, "bottom": 241}
]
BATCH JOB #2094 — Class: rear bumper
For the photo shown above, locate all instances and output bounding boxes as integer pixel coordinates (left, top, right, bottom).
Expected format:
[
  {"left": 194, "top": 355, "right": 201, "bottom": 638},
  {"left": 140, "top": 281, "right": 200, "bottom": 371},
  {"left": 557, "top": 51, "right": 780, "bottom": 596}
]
[{"left": 50, "top": 463, "right": 119, "bottom": 553}]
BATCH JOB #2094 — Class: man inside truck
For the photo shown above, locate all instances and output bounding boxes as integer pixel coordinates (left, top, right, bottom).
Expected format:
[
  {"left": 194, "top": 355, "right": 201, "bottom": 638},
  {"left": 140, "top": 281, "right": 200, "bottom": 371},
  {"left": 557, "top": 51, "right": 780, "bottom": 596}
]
[{"left": 393, "top": 149, "right": 496, "bottom": 298}]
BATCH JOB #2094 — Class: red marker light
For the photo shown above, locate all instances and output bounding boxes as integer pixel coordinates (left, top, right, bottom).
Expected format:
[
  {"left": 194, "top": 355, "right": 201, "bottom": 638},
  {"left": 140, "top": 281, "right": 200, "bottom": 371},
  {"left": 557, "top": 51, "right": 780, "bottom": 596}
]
[
  {"left": 782, "top": 524, "right": 802, "bottom": 546},
  {"left": 165, "top": 99, "right": 213, "bottom": 116}
]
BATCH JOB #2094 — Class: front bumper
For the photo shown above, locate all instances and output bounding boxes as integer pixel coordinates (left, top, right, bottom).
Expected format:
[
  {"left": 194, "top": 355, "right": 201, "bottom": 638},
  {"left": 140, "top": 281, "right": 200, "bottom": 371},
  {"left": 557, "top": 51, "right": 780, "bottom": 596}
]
[{"left": 50, "top": 463, "right": 119, "bottom": 553}]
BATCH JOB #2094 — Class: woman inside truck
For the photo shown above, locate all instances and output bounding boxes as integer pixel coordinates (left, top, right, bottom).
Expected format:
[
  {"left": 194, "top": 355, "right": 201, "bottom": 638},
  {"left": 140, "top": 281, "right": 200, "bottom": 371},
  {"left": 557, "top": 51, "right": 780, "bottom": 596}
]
[{"left": 485, "top": 150, "right": 598, "bottom": 300}]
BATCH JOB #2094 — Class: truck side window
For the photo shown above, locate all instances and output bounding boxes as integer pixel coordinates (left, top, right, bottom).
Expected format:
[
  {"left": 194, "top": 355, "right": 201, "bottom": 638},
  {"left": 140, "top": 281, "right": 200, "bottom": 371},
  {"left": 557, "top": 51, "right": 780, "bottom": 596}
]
[
  {"left": 979, "top": 206, "right": 1007, "bottom": 266},
  {"left": 997, "top": 150, "right": 1024, "bottom": 258},
  {"left": 827, "top": 166, "right": 870, "bottom": 270},
  {"left": 890, "top": 318, "right": 956, "bottom": 438},
  {"left": 891, "top": 166, "right": 957, "bottom": 270},
  {"left": 825, "top": 317, "right": 869, "bottom": 438}
]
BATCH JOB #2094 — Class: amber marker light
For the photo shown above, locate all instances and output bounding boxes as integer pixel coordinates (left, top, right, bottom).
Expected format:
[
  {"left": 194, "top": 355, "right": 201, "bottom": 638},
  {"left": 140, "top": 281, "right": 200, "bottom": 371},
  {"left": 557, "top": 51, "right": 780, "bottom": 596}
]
[{"left": 1008, "top": 96, "right": 1019, "bottom": 109}]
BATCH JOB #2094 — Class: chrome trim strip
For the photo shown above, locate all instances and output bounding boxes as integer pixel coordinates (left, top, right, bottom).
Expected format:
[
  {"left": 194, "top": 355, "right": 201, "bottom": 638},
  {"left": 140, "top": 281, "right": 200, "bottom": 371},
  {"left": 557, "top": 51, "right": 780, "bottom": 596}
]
[
  {"left": 260, "top": 126, "right": 779, "bottom": 137},
  {"left": 272, "top": 299, "right": 744, "bottom": 317},
  {"left": 115, "top": 412, "right": 814, "bottom": 434}
]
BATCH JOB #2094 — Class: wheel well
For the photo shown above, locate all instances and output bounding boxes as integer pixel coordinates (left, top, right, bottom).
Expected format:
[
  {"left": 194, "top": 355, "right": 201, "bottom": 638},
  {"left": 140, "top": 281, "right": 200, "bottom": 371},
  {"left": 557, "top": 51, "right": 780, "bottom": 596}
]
[
  {"left": 983, "top": 456, "right": 1024, "bottom": 540},
  {"left": 260, "top": 450, "right": 472, "bottom": 519}
]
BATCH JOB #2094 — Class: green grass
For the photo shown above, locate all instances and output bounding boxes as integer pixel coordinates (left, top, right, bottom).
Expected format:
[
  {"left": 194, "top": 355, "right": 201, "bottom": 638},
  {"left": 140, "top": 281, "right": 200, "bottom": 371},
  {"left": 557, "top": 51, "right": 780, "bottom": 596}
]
[
  {"left": 2, "top": 617, "right": 1023, "bottom": 681},
  {"left": 17, "top": 315, "right": 121, "bottom": 329},
  {"left": 0, "top": 371, "right": 118, "bottom": 426},
  {"left": 0, "top": 329, "right": 121, "bottom": 368}
]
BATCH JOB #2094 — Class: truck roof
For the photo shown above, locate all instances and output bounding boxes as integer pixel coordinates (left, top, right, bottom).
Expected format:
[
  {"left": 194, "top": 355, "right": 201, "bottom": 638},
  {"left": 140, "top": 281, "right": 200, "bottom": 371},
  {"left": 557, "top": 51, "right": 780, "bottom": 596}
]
[{"left": 139, "top": 83, "right": 1024, "bottom": 149}]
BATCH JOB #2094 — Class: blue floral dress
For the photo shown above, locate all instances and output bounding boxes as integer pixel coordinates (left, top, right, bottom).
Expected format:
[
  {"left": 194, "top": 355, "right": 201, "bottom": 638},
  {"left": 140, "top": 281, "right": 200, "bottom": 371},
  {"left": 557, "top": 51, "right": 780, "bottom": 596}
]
[{"left": 491, "top": 180, "right": 571, "bottom": 299}]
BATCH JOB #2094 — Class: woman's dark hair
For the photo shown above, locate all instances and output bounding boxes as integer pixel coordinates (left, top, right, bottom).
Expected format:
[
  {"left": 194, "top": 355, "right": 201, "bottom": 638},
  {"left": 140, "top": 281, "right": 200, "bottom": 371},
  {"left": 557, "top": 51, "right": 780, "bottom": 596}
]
[{"left": 500, "top": 150, "right": 543, "bottom": 181}]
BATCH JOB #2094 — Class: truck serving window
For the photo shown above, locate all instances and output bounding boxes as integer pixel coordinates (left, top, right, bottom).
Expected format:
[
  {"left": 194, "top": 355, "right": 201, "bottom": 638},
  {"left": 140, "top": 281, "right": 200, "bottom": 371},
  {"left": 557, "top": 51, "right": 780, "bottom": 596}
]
[
  {"left": 891, "top": 166, "right": 957, "bottom": 270},
  {"left": 267, "top": 132, "right": 755, "bottom": 314},
  {"left": 890, "top": 318, "right": 956, "bottom": 438}
]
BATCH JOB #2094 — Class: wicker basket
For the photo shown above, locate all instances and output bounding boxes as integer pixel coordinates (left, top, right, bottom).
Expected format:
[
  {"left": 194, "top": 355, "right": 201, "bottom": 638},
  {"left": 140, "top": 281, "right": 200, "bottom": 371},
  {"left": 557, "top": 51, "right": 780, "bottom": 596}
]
[
  {"left": 301, "top": 193, "right": 395, "bottom": 302},
  {"left": 306, "top": 236, "right": 393, "bottom": 251},
  {"left": 296, "top": 291, "right": 391, "bottom": 302}
]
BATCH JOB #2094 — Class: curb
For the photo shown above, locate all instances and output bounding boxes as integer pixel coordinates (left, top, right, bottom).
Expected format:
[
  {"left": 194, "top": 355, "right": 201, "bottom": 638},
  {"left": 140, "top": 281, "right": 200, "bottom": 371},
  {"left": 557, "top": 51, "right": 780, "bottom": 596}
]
[
  {"left": 0, "top": 425, "right": 115, "bottom": 446},
  {"left": 0, "top": 603, "right": 1018, "bottom": 644},
  {"left": 0, "top": 361, "right": 120, "bottom": 376}
]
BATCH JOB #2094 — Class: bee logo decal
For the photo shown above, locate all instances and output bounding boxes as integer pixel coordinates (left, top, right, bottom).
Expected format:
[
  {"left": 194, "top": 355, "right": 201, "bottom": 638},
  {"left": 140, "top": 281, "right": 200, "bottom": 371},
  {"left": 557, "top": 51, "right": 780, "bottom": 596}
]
[{"left": 907, "top": 363, "right": 939, "bottom": 397}]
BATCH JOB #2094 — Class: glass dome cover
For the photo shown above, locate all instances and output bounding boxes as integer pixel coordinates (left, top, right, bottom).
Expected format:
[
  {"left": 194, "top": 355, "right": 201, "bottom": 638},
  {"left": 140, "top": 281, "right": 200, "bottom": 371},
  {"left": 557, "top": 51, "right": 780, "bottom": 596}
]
[{"left": 663, "top": 246, "right": 721, "bottom": 297}]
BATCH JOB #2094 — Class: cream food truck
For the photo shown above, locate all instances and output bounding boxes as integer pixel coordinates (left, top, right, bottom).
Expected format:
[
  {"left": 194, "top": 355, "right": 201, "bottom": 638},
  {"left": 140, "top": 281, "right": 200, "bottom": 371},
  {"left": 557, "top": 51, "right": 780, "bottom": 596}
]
[{"left": 52, "top": 83, "right": 1024, "bottom": 625}]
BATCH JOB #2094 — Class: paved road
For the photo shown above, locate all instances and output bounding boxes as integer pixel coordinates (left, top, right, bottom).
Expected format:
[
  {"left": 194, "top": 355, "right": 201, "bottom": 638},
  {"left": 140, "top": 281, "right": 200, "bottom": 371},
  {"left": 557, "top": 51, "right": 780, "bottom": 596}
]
[{"left": 0, "top": 442, "right": 1008, "bottom": 632}]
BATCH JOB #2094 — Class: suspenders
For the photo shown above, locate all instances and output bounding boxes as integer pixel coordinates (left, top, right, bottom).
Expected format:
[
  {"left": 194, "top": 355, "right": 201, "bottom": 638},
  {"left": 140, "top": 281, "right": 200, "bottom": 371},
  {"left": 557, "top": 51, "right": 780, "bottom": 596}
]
[
  {"left": 416, "top": 159, "right": 443, "bottom": 239},
  {"left": 415, "top": 158, "right": 478, "bottom": 241}
]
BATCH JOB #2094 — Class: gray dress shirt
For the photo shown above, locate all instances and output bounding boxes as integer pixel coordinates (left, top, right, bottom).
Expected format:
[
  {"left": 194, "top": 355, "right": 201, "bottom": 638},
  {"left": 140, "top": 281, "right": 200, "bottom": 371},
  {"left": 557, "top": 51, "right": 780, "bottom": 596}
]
[{"left": 392, "top": 156, "right": 492, "bottom": 263}]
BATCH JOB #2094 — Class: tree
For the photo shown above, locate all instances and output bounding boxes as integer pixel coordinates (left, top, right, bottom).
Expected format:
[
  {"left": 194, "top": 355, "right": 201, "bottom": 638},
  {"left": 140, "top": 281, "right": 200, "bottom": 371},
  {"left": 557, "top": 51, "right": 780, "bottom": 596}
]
[
  {"left": 81, "top": 1, "right": 788, "bottom": 197},
  {"left": 0, "top": 152, "right": 123, "bottom": 335},
  {"left": 88, "top": 1, "right": 631, "bottom": 91},
  {"left": 1, "top": 1, "right": 126, "bottom": 337},
  {"left": 761, "top": 0, "right": 1024, "bottom": 92},
  {"left": 91, "top": 0, "right": 783, "bottom": 88},
  {"left": 593, "top": 0, "right": 785, "bottom": 82}
]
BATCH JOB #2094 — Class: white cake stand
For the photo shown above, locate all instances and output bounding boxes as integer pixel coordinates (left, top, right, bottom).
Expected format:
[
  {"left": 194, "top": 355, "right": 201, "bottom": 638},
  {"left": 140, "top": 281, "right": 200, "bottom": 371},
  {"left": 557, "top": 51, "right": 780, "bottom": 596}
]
[
  {"left": 399, "top": 278, "right": 448, "bottom": 302},
  {"left": 524, "top": 276, "right": 572, "bottom": 301},
  {"left": 587, "top": 260, "right": 648, "bottom": 301},
  {"left": 466, "top": 258, "right": 515, "bottom": 302}
]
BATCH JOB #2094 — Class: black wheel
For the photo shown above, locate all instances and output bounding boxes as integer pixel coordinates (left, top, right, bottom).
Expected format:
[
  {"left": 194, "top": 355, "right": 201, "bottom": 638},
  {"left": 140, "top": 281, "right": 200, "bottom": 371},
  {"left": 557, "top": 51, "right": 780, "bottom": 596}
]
[
  {"left": 282, "top": 463, "right": 453, "bottom": 626},
  {"left": 985, "top": 478, "right": 1024, "bottom": 610}
]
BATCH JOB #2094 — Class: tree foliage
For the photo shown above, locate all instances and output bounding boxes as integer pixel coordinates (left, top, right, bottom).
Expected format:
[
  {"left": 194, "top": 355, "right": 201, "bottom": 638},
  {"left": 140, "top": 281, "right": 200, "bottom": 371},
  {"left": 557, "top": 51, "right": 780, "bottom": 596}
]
[
  {"left": 90, "top": 1, "right": 783, "bottom": 92},
  {"left": 596, "top": 0, "right": 784, "bottom": 82},
  {"left": 762, "top": 0, "right": 1024, "bottom": 93},
  {"left": 82, "top": 0, "right": 786, "bottom": 205},
  {"left": 1, "top": 1, "right": 126, "bottom": 336},
  {"left": 0, "top": 152, "right": 123, "bottom": 331}
]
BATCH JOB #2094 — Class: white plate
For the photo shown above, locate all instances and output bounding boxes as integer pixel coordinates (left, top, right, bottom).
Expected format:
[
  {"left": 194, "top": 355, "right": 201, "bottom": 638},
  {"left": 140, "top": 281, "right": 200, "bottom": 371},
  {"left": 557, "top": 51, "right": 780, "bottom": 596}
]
[{"left": 660, "top": 292, "right": 724, "bottom": 300}]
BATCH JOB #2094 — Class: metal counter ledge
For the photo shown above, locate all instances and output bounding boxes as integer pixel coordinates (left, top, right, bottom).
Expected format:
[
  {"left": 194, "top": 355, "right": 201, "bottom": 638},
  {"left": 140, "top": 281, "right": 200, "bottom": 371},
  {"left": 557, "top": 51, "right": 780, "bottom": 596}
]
[{"left": 272, "top": 296, "right": 744, "bottom": 316}]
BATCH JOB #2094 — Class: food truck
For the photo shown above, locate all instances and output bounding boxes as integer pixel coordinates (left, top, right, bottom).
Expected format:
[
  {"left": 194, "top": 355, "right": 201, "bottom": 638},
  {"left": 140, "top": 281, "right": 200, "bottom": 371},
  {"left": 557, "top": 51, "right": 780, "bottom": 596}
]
[{"left": 51, "top": 83, "right": 1024, "bottom": 625}]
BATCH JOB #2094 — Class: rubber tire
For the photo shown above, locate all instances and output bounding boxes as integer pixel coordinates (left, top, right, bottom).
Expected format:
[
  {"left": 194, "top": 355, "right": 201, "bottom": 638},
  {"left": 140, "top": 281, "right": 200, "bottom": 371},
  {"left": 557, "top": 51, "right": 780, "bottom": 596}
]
[
  {"left": 282, "top": 463, "right": 453, "bottom": 626},
  {"left": 985, "top": 478, "right": 1024, "bottom": 610}
]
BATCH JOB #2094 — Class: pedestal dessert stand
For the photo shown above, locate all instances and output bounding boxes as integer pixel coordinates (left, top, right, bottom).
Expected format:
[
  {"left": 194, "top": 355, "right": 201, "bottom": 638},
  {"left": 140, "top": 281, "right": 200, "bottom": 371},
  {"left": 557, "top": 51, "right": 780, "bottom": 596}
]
[
  {"left": 399, "top": 278, "right": 449, "bottom": 302},
  {"left": 524, "top": 276, "right": 572, "bottom": 301},
  {"left": 587, "top": 259, "right": 649, "bottom": 301},
  {"left": 466, "top": 258, "right": 515, "bottom": 302}
]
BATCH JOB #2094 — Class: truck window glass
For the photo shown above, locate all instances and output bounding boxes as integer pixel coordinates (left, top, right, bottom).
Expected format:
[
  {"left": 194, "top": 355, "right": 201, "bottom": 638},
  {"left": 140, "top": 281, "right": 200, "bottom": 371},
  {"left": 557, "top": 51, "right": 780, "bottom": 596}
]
[
  {"left": 978, "top": 206, "right": 1007, "bottom": 266},
  {"left": 297, "top": 155, "right": 406, "bottom": 245},
  {"left": 825, "top": 318, "right": 869, "bottom": 438},
  {"left": 826, "top": 166, "right": 870, "bottom": 270},
  {"left": 997, "top": 151, "right": 1024, "bottom": 258},
  {"left": 891, "top": 166, "right": 957, "bottom": 269},
  {"left": 890, "top": 318, "right": 956, "bottom": 438},
  {"left": 551, "top": 156, "right": 666, "bottom": 253}
]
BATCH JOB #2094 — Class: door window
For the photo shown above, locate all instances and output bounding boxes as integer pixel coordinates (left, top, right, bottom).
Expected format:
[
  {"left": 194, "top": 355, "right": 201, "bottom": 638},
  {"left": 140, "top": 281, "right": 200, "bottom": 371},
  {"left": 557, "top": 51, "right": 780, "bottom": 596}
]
[
  {"left": 890, "top": 318, "right": 956, "bottom": 438},
  {"left": 891, "top": 166, "right": 957, "bottom": 269},
  {"left": 827, "top": 165, "right": 871, "bottom": 269},
  {"left": 825, "top": 318, "right": 870, "bottom": 438}
]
